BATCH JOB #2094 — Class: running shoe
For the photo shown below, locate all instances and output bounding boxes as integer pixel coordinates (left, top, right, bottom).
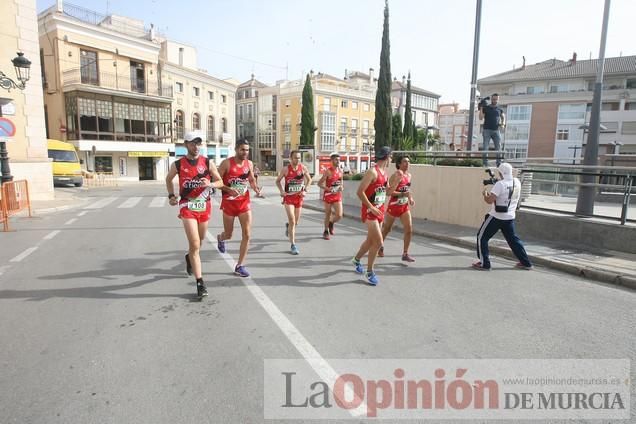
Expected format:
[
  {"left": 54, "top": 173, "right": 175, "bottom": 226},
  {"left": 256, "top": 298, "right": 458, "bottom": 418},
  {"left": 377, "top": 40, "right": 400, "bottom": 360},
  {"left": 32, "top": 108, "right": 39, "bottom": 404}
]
[
  {"left": 234, "top": 264, "right": 250, "bottom": 277},
  {"left": 515, "top": 262, "right": 533, "bottom": 270},
  {"left": 352, "top": 257, "right": 364, "bottom": 274},
  {"left": 217, "top": 234, "right": 226, "bottom": 253},
  {"left": 471, "top": 261, "right": 490, "bottom": 271},
  {"left": 323, "top": 230, "right": 330, "bottom": 240},
  {"left": 197, "top": 282, "right": 208, "bottom": 298},
  {"left": 291, "top": 244, "right": 299, "bottom": 255},
  {"left": 401, "top": 253, "right": 415, "bottom": 262},
  {"left": 185, "top": 253, "right": 193, "bottom": 276},
  {"left": 366, "top": 271, "right": 379, "bottom": 286},
  {"left": 328, "top": 221, "right": 334, "bottom": 235},
  {"left": 377, "top": 246, "right": 384, "bottom": 257}
]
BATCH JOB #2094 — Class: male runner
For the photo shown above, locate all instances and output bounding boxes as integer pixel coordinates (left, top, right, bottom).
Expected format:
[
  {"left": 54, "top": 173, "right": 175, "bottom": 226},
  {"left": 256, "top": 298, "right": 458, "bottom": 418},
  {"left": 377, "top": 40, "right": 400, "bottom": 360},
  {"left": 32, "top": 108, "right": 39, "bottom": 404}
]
[
  {"left": 352, "top": 146, "right": 392, "bottom": 286},
  {"left": 318, "top": 152, "right": 344, "bottom": 240},
  {"left": 276, "top": 150, "right": 312, "bottom": 255},
  {"left": 216, "top": 139, "right": 263, "bottom": 277},
  {"left": 379, "top": 155, "right": 415, "bottom": 262},
  {"left": 166, "top": 131, "right": 230, "bottom": 298}
]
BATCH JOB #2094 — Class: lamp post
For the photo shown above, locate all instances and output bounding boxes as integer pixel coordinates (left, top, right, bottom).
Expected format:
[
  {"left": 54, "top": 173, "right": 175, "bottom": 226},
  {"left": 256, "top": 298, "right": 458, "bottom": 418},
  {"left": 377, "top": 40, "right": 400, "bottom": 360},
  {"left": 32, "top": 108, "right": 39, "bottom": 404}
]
[{"left": 0, "top": 52, "right": 32, "bottom": 184}]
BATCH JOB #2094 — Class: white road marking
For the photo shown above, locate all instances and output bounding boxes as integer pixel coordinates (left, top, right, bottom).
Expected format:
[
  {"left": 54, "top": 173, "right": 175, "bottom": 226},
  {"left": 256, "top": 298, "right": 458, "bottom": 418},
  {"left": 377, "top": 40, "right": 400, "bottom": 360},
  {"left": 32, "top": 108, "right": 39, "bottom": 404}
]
[
  {"left": 10, "top": 247, "right": 38, "bottom": 262},
  {"left": 77, "top": 211, "right": 88, "bottom": 217},
  {"left": 83, "top": 197, "right": 119, "bottom": 209},
  {"left": 206, "top": 231, "right": 367, "bottom": 417},
  {"left": 149, "top": 196, "right": 167, "bottom": 208},
  {"left": 118, "top": 197, "right": 143, "bottom": 208},
  {"left": 432, "top": 243, "right": 472, "bottom": 253},
  {"left": 0, "top": 265, "right": 11, "bottom": 276},
  {"left": 43, "top": 230, "right": 61, "bottom": 240},
  {"left": 64, "top": 218, "right": 77, "bottom": 225}
]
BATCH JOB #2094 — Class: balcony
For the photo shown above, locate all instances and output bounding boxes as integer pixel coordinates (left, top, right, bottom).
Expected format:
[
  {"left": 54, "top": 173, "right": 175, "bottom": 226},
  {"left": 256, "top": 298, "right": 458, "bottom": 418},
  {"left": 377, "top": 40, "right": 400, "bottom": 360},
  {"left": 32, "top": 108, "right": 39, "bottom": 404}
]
[
  {"left": 350, "top": 128, "right": 358, "bottom": 136},
  {"left": 62, "top": 68, "right": 173, "bottom": 99},
  {"left": 283, "top": 124, "right": 292, "bottom": 133}
]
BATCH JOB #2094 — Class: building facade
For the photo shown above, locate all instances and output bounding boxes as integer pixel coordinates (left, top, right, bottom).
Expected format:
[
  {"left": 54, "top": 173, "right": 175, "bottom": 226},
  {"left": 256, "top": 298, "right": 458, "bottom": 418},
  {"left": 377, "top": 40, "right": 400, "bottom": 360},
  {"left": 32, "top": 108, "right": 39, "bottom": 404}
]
[
  {"left": 236, "top": 75, "right": 267, "bottom": 166},
  {"left": 39, "top": 2, "right": 173, "bottom": 181},
  {"left": 160, "top": 40, "right": 237, "bottom": 165},
  {"left": 392, "top": 76, "right": 440, "bottom": 132},
  {"left": 1, "top": 0, "right": 53, "bottom": 199},
  {"left": 478, "top": 54, "right": 636, "bottom": 162}
]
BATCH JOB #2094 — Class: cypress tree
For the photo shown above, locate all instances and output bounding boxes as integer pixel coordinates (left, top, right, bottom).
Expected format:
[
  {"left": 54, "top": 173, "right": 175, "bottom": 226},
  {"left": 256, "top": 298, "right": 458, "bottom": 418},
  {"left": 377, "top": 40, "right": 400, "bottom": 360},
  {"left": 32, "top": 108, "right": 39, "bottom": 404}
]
[
  {"left": 391, "top": 113, "right": 403, "bottom": 150},
  {"left": 403, "top": 72, "right": 413, "bottom": 144},
  {"left": 373, "top": 0, "right": 392, "bottom": 154},
  {"left": 300, "top": 74, "right": 315, "bottom": 148}
]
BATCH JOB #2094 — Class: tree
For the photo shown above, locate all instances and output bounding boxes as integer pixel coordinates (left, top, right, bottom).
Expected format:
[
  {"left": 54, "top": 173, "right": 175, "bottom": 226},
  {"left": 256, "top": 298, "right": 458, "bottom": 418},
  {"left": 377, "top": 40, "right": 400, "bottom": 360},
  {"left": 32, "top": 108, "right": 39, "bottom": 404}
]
[
  {"left": 391, "top": 113, "right": 403, "bottom": 150},
  {"left": 373, "top": 0, "right": 392, "bottom": 154},
  {"left": 300, "top": 74, "right": 315, "bottom": 148},
  {"left": 403, "top": 72, "right": 413, "bottom": 143}
]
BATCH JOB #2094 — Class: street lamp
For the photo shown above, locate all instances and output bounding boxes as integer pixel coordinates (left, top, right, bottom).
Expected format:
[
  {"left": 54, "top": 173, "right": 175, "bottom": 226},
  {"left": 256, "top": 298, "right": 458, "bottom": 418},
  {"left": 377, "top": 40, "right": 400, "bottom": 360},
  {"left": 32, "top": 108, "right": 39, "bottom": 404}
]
[{"left": 0, "top": 52, "right": 32, "bottom": 184}]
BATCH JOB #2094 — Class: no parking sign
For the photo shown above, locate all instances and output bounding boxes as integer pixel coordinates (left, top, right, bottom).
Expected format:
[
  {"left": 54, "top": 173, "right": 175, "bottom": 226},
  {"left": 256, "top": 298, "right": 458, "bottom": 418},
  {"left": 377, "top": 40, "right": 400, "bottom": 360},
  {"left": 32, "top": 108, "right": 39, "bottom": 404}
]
[{"left": 0, "top": 117, "right": 16, "bottom": 141}]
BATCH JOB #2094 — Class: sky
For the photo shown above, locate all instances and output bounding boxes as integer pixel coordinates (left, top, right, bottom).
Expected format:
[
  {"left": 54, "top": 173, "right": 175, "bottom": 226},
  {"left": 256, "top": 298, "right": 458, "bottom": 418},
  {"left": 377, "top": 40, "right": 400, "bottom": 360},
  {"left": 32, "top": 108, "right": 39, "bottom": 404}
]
[{"left": 37, "top": 0, "right": 636, "bottom": 108}]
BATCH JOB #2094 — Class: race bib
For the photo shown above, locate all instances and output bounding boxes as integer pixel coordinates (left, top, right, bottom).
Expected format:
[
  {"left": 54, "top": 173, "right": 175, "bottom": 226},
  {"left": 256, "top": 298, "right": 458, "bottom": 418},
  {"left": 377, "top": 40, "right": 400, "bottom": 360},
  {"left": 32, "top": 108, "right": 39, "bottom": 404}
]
[
  {"left": 187, "top": 197, "right": 206, "bottom": 212},
  {"left": 231, "top": 181, "right": 248, "bottom": 196},
  {"left": 287, "top": 182, "right": 304, "bottom": 193},
  {"left": 397, "top": 196, "right": 409, "bottom": 205},
  {"left": 330, "top": 184, "right": 341, "bottom": 194},
  {"left": 373, "top": 188, "right": 387, "bottom": 206}
]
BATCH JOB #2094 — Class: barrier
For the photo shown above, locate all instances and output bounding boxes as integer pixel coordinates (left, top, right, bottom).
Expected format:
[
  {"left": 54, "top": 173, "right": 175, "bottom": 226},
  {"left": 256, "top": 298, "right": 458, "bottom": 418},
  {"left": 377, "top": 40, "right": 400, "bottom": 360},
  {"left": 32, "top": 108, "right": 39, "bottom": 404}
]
[
  {"left": 0, "top": 180, "right": 32, "bottom": 232},
  {"left": 82, "top": 172, "right": 118, "bottom": 187}
]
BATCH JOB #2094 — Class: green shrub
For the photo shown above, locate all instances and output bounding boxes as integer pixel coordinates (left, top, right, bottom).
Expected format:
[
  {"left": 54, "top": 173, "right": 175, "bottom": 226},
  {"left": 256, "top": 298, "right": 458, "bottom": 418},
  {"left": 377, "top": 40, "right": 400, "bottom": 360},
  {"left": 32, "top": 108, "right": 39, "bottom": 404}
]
[{"left": 435, "top": 158, "right": 484, "bottom": 167}]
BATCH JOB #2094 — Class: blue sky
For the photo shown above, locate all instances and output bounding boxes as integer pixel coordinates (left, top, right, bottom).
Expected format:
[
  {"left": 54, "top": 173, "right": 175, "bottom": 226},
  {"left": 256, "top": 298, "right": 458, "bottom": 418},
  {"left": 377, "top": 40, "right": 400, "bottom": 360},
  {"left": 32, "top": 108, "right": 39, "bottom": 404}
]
[{"left": 37, "top": 0, "right": 635, "bottom": 107}]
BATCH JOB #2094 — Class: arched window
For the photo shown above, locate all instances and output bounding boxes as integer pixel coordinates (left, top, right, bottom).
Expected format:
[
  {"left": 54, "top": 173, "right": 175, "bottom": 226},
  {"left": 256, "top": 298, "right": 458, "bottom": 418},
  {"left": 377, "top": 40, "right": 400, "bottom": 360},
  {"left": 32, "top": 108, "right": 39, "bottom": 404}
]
[
  {"left": 192, "top": 113, "right": 201, "bottom": 130},
  {"left": 175, "top": 110, "right": 184, "bottom": 139},
  {"left": 207, "top": 115, "right": 215, "bottom": 142},
  {"left": 221, "top": 117, "right": 227, "bottom": 133}
]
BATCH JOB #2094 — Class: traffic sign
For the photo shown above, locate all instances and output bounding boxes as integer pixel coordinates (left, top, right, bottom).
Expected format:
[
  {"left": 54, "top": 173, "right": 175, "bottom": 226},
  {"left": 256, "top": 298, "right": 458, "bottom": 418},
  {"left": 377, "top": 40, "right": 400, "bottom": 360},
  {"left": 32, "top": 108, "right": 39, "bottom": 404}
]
[{"left": 0, "top": 118, "right": 16, "bottom": 137}]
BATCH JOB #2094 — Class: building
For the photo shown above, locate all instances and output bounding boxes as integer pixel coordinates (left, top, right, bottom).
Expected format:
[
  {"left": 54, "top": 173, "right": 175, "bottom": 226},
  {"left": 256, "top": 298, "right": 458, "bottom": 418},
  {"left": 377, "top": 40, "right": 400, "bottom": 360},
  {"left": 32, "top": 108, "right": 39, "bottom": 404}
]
[
  {"left": 392, "top": 75, "right": 440, "bottom": 132},
  {"left": 1, "top": 0, "right": 53, "bottom": 199},
  {"left": 438, "top": 103, "right": 467, "bottom": 149},
  {"left": 478, "top": 53, "right": 636, "bottom": 162},
  {"left": 277, "top": 70, "right": 377, "bottom": 174},
  {"left": 236, "top": 75, "right": 267, "bottom": 165},
  {"left": 38, "top": 1, "right": 173, "bottom": 181},
  {"left": 160, "top": 40, "right": 237, "bottom": 165}
]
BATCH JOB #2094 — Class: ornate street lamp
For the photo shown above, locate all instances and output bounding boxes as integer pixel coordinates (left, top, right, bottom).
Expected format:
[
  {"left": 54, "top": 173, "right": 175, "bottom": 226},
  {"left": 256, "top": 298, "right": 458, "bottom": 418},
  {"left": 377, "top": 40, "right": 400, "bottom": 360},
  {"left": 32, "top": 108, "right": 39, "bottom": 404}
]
[{"left": 1, "top": 52, "right": 32, "bottom": 184}]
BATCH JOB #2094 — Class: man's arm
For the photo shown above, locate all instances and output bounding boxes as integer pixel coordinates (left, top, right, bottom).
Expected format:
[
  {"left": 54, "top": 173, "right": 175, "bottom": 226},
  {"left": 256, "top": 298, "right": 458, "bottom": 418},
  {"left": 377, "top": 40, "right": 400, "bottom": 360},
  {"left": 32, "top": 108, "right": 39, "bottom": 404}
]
[
  {"left": 356, "top": 168, "right": 377, "bottom": 210},
  {"left": 275, "top": 168, "right": 286, "bottom": 196},
  {"left": 166, "top": 162, "right": 178, "bottom": 196},
  {"left": 303, "top": 166, "right": 313, "bottom": 192},
  {"left": 500, "top": 111, "right": 506, "bottom": 128},
  {"left": 207, "top": 161, "right": 225, "bottom": 189},
  {"left": 483, "top": 182, "right": 501, "bottom": 204},
  {"left": 247, "top": 161, "right": 262, "bottom": 196},
  {"left": 317, "top": 169, "right": 329, "bottom": 190},
  {"left": 386, "top": 170, "right": 403, "bottom": 197}
]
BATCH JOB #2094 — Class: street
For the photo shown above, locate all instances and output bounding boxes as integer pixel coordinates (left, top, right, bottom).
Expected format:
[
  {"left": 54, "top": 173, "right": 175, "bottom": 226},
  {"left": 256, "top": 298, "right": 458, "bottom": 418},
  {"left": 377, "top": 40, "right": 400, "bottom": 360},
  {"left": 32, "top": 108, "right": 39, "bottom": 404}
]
[{"left": 0, "top": 182, "right": 634, "bottom": 423}]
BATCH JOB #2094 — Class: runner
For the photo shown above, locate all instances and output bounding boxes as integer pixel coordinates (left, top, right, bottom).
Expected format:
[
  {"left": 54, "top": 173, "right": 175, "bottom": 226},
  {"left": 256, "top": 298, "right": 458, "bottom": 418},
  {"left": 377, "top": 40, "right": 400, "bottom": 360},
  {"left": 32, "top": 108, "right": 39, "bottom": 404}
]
[
  {"left": 165, "top": 131, "right": 229, "bottom": 299},
  {"left": 318, "top": 152, "right": 344, "bottom": 240},
  {"left": 216, "top": 139, "right": 263, "bottom": 277},
  {"left": 275, "top": 150, "right": 312, "bottom": 255},
  {"left": 379, "top": 155, "right": 415, "bottom": 262},
  {"left": 352, "top": 146, "right": 392, "bottom": 286}
]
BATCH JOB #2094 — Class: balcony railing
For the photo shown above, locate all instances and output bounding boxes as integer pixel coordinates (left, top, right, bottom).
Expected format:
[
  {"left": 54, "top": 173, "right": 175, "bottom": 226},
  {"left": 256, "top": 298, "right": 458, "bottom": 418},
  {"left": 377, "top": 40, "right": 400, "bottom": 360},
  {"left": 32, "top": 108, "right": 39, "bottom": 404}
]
[{"left": 63, "top": 68, "right": 173, "bottom": 98}]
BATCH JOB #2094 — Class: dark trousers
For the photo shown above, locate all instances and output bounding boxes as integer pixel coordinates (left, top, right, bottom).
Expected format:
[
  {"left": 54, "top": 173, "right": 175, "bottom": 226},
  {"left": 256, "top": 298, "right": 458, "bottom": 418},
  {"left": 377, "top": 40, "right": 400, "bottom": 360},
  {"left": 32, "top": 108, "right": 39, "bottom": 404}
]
[{"left": 476, "top": 214, "right": 532, "bottom": 269}]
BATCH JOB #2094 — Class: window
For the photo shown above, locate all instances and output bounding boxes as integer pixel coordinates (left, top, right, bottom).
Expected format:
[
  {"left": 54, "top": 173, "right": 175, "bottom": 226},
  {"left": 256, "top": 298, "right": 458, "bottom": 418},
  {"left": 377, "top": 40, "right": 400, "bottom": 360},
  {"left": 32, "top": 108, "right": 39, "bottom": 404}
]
[
  {"left": 247, "top": 104, "right": 253, "bottom": 120},
  {"left": 558, "top": 104, "right": 586, "bottom": 120},
  {"left": 555, "top": 124, "right": 583, "bottom": 141},
  {"left": 221, "top": 95, "right": 227, "bottom": 104},
  {"left": 244, "top": 90, "right": 250, "bottom": 99},
  {"left": 340, "top": 117, "right": 347, "bottom": 134},
  {"left": 556, "top": 127, "right": 569, "bottom": 140},
  {"left": 622, "top": 122, "right": 636, "bottom": 135},
  {"left": 504, "top": 145, "right": 528, "bottom": 160},
  {"left": 130, "top": 61, "right": 145, "bottom": 93},
  {"left": 80, "top": 50, "right": 98, "bottom": 85},
  {"left": 320, "top": 112, "right": 336, "bottom": 151},
  {"left": 323, "top": 97, "right": 331, "bottom": 112},
  {"left": 505, "top": 124, "right": 529, "bottom": 141},
  {"left": 176, "top": 82, "right": 183, "bottom": 93},
  {"left": 341, "top": 100, "right": 348, "bottom": 108},
  {"left": 238, "top": 105, "right": 244, "bottom": 121},
  {"left": 350, "top": 119, "right": 358, "bottom": 135},
  {"left": 192, "top": 113, "right": 200, "bottom": 130},
  {"left": 193, "top": 87, "right": 200, "bottom": 97},
  {"left": 507, "top": 105, "right": 531, "bottom": 121},
  {"left": 175, "top": 110, "right": 184, "bottom": 139},
  {"left": 208, "top": 91, "right": 214, "bottom": 101},
  {"left": 526, "top": 86, "right": 544, "bottom": 94},
  {"left": 601, "top": 102, "right": 620, "bottom": 111},
  {"left": 207, "top": 116, "right": 215, "bottom": 141},
  {"left": 351, "top": 101, "right": 358, "bottom": 110},
  {"left": 626, "top": 79, "right": 636, "bottom": 89},
  {"left": 363, "top": 103, "right": 370, "bottom": 112},
  {"left": 94, "top": 156, "right": 113, "bottom": 173},
  {"left": 362, "top": 120, "right": 370, "bottom": 136},
  {"left": 625, "top": 102, "right": 636, "bottom": 111},
  {"left": 221, "top": 117, "right": 227, "bottom": 133},
  {"left": 550, "top": 84, "right": 568, "bottom": 93}
]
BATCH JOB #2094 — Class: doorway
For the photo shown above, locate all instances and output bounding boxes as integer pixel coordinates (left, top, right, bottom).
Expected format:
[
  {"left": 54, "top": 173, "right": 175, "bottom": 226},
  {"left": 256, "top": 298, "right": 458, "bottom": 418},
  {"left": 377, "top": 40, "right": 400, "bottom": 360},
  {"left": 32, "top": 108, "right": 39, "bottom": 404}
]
[{"left": 138, "top": 157, "right": 155, "bottom": 180}]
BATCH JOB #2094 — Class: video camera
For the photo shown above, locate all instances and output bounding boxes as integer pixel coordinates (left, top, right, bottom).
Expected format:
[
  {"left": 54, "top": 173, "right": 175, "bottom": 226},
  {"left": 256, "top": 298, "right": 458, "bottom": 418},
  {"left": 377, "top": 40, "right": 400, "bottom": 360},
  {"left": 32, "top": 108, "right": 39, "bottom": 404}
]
[
  {"left": 483, "top": 168, "right": 498, "bottom": 186},
  {"left": 478, "top": 96, "right": 490, "bottom": 110}
]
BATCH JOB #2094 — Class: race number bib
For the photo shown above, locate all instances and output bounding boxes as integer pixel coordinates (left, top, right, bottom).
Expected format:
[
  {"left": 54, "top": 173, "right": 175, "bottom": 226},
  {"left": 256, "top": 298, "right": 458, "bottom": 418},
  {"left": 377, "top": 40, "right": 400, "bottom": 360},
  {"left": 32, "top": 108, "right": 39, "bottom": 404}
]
[
  {"left": 187, "top": 197, "right": 206, "bottom": 212},
  {"left": 330, "top": 184, "right": 341, "bottom": 194},
  {"left": 397, "top": 196, "right": 409, "bottom": 205},
  {"left": 231, "top": 181, "right": 248, "bottom": 196},
  {"left": 373, "top": 187, "right": 387, "bottom": 206},
  {"left": 287, "top": 182, "right": 304, "bottom": 194}
]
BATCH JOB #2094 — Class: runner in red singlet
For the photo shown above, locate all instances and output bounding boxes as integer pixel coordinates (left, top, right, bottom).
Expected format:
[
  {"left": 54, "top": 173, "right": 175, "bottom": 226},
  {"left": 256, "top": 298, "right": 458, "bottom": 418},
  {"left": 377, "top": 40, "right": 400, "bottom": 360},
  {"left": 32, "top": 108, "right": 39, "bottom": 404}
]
[
  {"left": 380, "top": 155, "right": 415, "bottom": 262},
  {"left": 216, "top": 139, "right": 263, "bottom": 277},
  {"left": 165, "top": 131, "right": 229, "bottom": 299},
  {"left": 352, "top": 146, "right": 392, "bottom": 286},
  {"left": 275, "top": 150, "right": 312, "bottom": 255},
  {"left": 317, "top": 152, "right": 343, "bottom": 240}
]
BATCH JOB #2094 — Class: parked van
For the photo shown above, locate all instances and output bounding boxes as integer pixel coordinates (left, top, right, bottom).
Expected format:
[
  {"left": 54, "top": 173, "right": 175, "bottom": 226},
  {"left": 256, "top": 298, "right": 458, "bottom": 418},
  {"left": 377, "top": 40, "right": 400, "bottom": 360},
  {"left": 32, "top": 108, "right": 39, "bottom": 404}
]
[{"left": 47, "top": 139, "right": 83, "bottom": 187}]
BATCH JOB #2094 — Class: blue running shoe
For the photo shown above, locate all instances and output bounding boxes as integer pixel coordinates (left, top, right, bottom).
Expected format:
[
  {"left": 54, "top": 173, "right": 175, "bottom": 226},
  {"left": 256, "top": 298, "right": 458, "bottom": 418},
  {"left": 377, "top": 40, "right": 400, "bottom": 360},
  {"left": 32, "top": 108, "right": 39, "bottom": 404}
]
[
  {"left": 352, "top": 257, "right": 364, "bottom": 274},
  {"left": 291, "top": 244, "right": 299, "bottom": 255},
  {"left": 234, "top": 264, "right": 250, "bottom": 277},
  {"left": 366, "top": 271, "right": 379, "bottom": 286},
  {"left": 217, "top": 234, "right": 226, "bottom": 253}
]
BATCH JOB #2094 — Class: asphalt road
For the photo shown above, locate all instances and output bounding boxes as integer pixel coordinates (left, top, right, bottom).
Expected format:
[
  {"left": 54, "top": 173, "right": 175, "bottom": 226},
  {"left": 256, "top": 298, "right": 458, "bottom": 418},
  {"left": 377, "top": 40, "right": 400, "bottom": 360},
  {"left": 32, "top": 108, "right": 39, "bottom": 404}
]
[{"left": 0, "top": 182, "right": 633, "bottom": 423}]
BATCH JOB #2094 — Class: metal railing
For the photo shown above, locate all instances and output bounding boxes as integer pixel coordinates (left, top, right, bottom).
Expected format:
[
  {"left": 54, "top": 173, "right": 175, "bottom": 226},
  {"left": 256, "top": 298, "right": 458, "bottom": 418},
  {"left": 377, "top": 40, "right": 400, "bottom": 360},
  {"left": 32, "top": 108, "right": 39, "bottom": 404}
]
[
  {"left": 0, "top": 180, "right": 32, "bottom": 232},
  {"left": 63, "top": 68, "right": 173, "bottom": 98}
]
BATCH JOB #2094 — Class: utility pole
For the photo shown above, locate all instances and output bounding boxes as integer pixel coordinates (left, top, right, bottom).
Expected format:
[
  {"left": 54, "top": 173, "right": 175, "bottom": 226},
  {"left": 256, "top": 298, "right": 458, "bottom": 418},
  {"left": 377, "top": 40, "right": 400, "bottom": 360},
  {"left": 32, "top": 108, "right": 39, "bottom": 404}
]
[{"left": 466, "top": 0, "right": 482, "bottom": 153}]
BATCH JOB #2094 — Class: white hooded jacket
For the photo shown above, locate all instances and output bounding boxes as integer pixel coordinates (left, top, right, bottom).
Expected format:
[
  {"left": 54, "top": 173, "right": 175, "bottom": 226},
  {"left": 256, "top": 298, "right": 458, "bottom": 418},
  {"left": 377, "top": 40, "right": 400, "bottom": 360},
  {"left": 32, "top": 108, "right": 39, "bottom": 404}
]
[{"left": 489, "top": 163, "right": 521, "bottom": 220}]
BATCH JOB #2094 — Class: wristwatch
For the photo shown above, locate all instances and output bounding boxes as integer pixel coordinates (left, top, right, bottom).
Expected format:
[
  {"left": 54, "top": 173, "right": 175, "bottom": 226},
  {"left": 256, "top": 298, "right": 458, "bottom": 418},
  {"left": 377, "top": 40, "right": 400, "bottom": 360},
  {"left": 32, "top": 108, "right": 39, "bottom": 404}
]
[{"left": 168, "top": 193, "right": 176, "bottom": 199}]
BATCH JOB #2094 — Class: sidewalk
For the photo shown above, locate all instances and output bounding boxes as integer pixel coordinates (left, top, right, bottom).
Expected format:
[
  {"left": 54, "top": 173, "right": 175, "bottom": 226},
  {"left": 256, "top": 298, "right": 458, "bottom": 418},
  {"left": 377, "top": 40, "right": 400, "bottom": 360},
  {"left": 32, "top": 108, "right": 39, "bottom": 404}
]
[
  {"left": 303, "top": 199, "right": 636, "bottom": 290},
  {"left": 30, "top": 187, "right": 90, "bottom": 215}
]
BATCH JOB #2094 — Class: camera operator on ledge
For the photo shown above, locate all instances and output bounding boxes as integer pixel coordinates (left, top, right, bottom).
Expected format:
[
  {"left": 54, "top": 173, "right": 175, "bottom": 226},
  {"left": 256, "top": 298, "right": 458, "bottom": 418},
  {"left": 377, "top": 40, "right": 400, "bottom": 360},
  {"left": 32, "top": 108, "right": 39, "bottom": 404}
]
[
  {"left": 479, "top": 93, "right": 505, "bottom": 166},
  {"left": 472, "top": 162, "right": 533, "bottom": 271}
]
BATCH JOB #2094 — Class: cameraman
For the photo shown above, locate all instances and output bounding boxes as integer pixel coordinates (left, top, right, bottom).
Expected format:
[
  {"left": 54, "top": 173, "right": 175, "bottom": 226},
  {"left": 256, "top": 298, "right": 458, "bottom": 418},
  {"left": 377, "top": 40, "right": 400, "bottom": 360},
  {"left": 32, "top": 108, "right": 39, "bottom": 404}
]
[
  {"left": 478, "top": 93, "right": 505, "bottom": 166},
  {"left": 472, "top": 163, "right": 533, "bottom": 271}
]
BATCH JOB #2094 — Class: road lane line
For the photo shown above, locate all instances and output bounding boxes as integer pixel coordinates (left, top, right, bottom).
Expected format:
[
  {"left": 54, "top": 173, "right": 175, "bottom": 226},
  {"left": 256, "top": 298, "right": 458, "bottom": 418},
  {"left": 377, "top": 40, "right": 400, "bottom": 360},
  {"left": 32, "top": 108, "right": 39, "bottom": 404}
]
[
  {"left": 43, "top": 230, "right": 61, "bottom": 240},
  {"left": 0, "top": 265, "right": 11, "bottom": 276},
  {"left": 206, "top": 231, "right": 367, "bottom": 417},
  {"left": 83, "top": 196, "right": 119, "bottom": 209},
  {"left": 10, "top": 247, "right": 38, "bottom": 262},
  {"left": 64, "top": 218, "right": 77, "bottom": 225},
  {"left": 77, "top": 211, "right": 88, "bottom": 217},
  {"left": 118, "top": 197, "right": 143, "bottom": 208},
  {"left": 149, "top": 196, "right": 166, "bottom": 208}
]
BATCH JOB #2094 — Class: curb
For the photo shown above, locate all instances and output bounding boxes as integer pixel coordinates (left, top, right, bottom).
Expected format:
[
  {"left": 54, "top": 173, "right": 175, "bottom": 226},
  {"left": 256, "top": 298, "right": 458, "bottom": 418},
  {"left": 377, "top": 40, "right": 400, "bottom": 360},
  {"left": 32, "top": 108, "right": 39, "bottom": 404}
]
[
  {"left": 303, "top": 203, "right": 635, "bottom": 290},
  {"left": 33, "top": 199, "right": 89, "bottom": 215}
]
